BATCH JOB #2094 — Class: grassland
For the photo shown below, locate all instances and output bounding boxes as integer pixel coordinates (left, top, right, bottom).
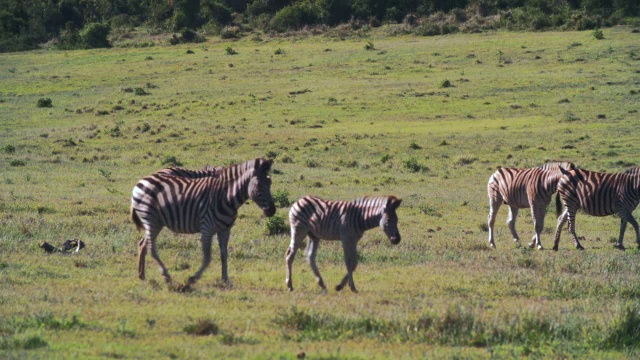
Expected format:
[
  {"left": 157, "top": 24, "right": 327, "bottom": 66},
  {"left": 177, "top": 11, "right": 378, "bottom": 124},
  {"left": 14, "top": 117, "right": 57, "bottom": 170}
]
[{"left": 1, "top": 26, "right": 640, "bottom": 358}]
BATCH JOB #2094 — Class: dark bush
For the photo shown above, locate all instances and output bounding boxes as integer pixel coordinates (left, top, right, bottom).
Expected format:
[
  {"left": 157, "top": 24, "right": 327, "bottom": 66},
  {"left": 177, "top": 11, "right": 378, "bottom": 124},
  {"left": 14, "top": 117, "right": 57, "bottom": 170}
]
[
  {"left": 80, "top": 22, "right": 111, "bottom": 49},
  {"left": 37, "top": 98, "right": 53, "bottom": 108},
  {"left": 201, "top": 0, "right": 233, "bottom": 25},
  {"left": 265, "top": 215, "right": 289, "bottom": 235},
  {"left": 269, "top": 1, "right": 324, "bottom": 32}
]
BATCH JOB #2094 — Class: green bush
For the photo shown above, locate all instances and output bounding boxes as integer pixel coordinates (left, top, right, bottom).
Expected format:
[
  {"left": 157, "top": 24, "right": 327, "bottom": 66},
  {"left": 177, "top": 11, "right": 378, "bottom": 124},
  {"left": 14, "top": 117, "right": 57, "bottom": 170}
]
[
  {"left": 80, "top": 22, "right": 111, "bottom": 49},
  {"left": 201, "top": 0, "right": 233, "bottom": 25},
  {"left": 37, "top": 98, "right": 52, "bottom": 108},
  {"left": 269, "top": 1, "right": 324, "bottom": 32},
  {"left": 272, "top": 190, "right": 291, "bottom": 208},
  {"left": 265, "top": 215, "right": 289, "bottom": 235}
]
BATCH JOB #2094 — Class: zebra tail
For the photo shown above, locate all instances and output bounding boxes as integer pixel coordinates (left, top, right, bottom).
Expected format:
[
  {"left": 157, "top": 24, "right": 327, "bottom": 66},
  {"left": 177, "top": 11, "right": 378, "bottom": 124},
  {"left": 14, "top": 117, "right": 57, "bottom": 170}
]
[
  {"left": 130, "top": 205, "right": 144, "bottom": 231},
  {"left": 555, "top": 193, "right": 562, "bottom": 217}
]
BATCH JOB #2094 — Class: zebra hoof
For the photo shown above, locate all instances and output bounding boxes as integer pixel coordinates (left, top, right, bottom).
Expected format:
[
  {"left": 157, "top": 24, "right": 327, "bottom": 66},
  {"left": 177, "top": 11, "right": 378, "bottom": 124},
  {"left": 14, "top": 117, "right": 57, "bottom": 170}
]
[
  {"left": 552, "top": 246, "right": 559, "bottom": 252},
  {"left": 489, "top": 242, "right": 496, "bottom": 249},
  {"left": 335, "top": 284, "right": 344, "bottom": 292},
  {"left": 527, "top": 242, "right": 536, "bottom": 249},
  {"left": 613, "top": 244, "right": 625, "bottom": 251},
  {"left": 576, "top": 245, "right": 585, "bottom": 251},
  {"left": 537, "top": 245, "right": 544, "bottom": 250}
]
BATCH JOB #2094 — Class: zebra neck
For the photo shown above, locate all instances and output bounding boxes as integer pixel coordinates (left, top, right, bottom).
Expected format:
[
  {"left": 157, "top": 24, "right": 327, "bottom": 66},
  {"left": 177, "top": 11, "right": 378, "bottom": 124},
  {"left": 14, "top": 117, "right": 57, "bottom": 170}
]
[
  {"left": 357, "top": 205, "right": 383, "bottom": 232},
  {"left": 219, "top": 169, "right": 252, "bottom": 210}
]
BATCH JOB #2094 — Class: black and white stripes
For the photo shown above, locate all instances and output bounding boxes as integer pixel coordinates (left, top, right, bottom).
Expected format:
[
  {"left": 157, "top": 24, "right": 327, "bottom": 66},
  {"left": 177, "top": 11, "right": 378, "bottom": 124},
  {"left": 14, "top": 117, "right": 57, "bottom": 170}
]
[
  {"left": 554, "top": 168, "right": 640, "bottom": 251},
  {"left": 130, "top": 158, "right": 275, "bottom": 287},
  {"left": 285, "top": 195, "right": 402, "bottom": 292},
  {"left": 487, "top": 161, "right": 575, "bottom": 249}
]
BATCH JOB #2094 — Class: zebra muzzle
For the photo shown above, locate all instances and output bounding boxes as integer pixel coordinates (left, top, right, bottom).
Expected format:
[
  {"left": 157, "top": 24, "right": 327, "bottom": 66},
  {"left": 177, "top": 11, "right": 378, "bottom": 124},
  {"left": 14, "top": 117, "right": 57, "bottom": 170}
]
[
  {"left": 263, "top": 203, "right": 276, "bottom": 217},
  {"left": 389, "top": 235, "right": 401, "bottom": 244}
]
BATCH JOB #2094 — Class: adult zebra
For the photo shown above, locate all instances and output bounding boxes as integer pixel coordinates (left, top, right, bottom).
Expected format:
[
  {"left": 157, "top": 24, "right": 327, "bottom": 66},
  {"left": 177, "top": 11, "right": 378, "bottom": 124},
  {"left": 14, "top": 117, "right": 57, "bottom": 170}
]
[
  {"left": 286, "top": 195, "right": 402, "bottom": 293},
  {"left": 553, "top": 168, "right": 640, "bottom": 251},
  {"left": 487, "top": 161, "right": 575, "bottom": 249},
  {"left": 130, "top": 158, "right": 276, "bottom": 288}
]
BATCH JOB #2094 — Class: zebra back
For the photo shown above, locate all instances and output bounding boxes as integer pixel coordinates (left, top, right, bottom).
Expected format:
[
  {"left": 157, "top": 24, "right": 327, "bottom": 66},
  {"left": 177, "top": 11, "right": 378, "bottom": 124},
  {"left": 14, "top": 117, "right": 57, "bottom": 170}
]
[{"left": 557, "top": 168, "right": 640, "bottom": 216}]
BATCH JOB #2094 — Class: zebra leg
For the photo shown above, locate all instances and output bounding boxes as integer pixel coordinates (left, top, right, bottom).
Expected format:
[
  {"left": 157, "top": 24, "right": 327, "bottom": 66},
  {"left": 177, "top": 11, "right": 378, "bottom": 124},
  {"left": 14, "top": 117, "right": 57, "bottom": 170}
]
[
  {"left": 146, "top": 230, "right": 172, "bottom": 284},
  {"left": 567, "top": 212, "right": 585, "bottom": 250},
  {"left": 616, "top": 210, "right": 638, "bottom": 250},
  {"left": 138, "top": 236, "right": 147, "bottom": 280},
  {"left": 186, "top": 232, "right": 214, "bottom": 286},
  {"left": 553, "top": 210, "right": 569, "bottom": 251},
  {"left": 217, "top": 229, "right": 231, "bottom": 284},
  {"left": 487, "top": 197, "right": 502, "bottom": 249},
  {"left": 506, "top": 206, "right": 520, "bottom": 244},
  {"left": 306, "top": 235, "right": 326, "bottom": 291},
  {"left": 615, "top": 217, "right": 628, "bottom": 251},
  {"left": 530, "top": 205, "right": 545, "bottom": 250},
  {"left": 336, "top": 237, "right": 358, "bottom": 293},
  {"left": 286, "top": 226, "right": 307, "bottom": 291}
]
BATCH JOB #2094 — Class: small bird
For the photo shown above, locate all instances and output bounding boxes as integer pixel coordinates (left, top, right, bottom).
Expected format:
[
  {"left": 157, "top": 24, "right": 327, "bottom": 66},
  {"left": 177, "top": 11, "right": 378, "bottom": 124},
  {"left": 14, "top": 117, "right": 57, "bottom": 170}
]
[{"left": 61, "top": 238, "right": 85, "bottom": 253}]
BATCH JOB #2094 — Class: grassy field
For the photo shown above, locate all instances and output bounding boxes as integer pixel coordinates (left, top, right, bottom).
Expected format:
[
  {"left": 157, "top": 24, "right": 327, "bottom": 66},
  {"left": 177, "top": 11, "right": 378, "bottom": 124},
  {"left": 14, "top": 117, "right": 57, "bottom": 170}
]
[{"left": 1, "top": 26, "right": 640, "bottom": 358}]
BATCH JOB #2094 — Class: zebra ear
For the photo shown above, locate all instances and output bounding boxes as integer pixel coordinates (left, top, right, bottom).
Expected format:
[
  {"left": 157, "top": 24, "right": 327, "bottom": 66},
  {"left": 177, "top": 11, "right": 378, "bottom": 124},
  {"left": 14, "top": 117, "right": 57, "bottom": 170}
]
[
  {"left": 387, "top": 197, "right": 402, "bottom": 209},
  {"left": 259, "top": 158, "right": 273, "bottom": 172}
]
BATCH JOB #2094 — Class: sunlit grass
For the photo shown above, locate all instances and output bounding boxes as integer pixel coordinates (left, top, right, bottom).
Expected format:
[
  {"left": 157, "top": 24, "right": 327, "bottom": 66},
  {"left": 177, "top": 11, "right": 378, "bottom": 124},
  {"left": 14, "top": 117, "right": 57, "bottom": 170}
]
[{"left": 1, "top": 26, "right": 640, "bottom": 358}]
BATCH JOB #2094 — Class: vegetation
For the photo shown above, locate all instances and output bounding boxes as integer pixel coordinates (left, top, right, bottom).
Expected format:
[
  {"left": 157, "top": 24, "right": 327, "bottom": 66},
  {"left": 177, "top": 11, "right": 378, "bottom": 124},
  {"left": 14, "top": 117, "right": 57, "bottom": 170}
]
[
  {"left": 1, "top": 27, "right": 640, "bottom": 358},
  {"left": 1, "top": 0, "right": 640, "bottom": 52}
]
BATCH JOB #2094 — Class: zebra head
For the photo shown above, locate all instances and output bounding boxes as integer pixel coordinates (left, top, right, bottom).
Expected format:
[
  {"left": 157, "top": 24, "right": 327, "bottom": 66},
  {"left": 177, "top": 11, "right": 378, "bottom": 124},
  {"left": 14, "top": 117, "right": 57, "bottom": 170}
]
[
  {"left": 248, "top": 158, "right": 276, "bottom": 217},
  {"left": 381, "top": 196, "right": 402, "bottom": 244}
]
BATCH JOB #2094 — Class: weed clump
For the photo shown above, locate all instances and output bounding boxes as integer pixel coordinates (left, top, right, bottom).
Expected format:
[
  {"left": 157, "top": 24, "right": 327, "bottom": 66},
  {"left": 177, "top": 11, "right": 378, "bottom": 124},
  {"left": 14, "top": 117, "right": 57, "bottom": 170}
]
[
  {"left": 272, "top": 190, "right": 291, "bottom": 208},
  {"left": 2, "top": 144, "right": 16, "bottom": 153},
  {"left": 593, "top": 28, "right": 604, "bottom": 40},
  {"left": 184, "top": 319, "right": 220, "bottom": 336},
  {"left": 225, "top": 46, "right": 238, "bottom": 55},
  {"left": 161, "top": 156, "right": 183, "bottom": 167},
  {"left": 37, "top": 98, "right": 53, "bottom": 108},
  {"left": 439, "top": 80, "right": 452, "bottom": 88},
  {"left": 403, "top": 158, "right": 427, "bottom": 172},
  {"left": 265, "top": 215, "right": 288, "bottom": 235}
]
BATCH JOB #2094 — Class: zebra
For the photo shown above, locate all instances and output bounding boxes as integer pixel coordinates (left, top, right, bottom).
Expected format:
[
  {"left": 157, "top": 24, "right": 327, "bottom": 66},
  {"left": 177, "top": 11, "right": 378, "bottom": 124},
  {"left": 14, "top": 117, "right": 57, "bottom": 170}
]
[
  {"left": 130, "top": 158, "right": 276, "bottom": 288},
  {"left": 553, "top": 168, "right": 640, "bottom": 251},
  {"left": 487, "top": 161, "right": 576, "bottom": 249},
  {"left": 285, "top": 195, "right": 402, "bottom": 293},
  {"left": 155, "top": 165, "right": 222, "bottom": 178}
]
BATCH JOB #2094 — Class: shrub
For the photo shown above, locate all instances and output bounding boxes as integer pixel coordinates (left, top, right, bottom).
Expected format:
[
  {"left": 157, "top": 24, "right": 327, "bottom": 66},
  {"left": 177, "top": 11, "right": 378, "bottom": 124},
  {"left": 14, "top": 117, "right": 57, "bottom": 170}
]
[
  {"left": 225, "top": 46, "right": 238, "bottom": 55},
  {"left": 2, "top": 144, "right": 16, "bottom": 153},
  {"left": 10, "top": 160, "right": 26, "bottom": 167},
  {"left": 593, "top": 28, "right": 604, "bottom": 40},
  {"left": 201, "top": 0, "right": 233, "bottom": 26},
  {"left": 364, "top": 41, "right": 375, "bottom": 50},
  {"left": 403, "top": 158, "right": 425, "bottom": 172},
  {"left": 380, "top": 153, "right": 390, "bottom": 163},
  {"left": 37, "top": 98, "right": 52, "bottom": 108},
  {"left": 409, "top": 141, "right": 422, "bottom": 150},
  {"left": 80, "top": 22, "right": 111, "bottom": 49},
  {"left": 265, "top": 215, "right": 288, "bottom": 235},
  {"left": 269, "top": 1, "right": 323, "bottom": 32},
  {"left": 272, "top": 190, "right": 291, "bottom": 208},
  {"left": 184, "top": 319, "right": 220, "bottom": 336},
  {"left": 161, "top": 156, "right": 183, "bottom": 167},
  {"left": 134, "top": 88, "right": 149, "bottom": 96},
  {"left": 440, "top": 79, "right": 453, "bottom": 88}
]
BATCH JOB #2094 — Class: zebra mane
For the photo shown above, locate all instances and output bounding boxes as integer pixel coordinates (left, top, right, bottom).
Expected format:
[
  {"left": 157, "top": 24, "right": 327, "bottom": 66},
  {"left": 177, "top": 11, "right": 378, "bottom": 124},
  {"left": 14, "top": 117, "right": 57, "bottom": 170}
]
[
  {"left": 625, "top": 167, "right": 640, "bottom": 176},
  {"left": 351, "top": 197, "right": 391, "bottom": 209},
  {"left": 157, "top": 165, "right": 221, "bottom": 178},
  {"left": 538, "top": 161, "right": 575, "bottom": 171},
  {"left": 216, "top": 158, "right": 270, "bottom": 179}
]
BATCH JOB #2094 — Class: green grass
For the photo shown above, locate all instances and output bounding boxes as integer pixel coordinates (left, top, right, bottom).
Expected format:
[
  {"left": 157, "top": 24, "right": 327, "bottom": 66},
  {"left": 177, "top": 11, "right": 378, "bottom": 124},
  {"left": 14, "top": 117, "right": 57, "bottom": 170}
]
[{"left": 1, "top": 26, "right": 640, "bottom": 358}]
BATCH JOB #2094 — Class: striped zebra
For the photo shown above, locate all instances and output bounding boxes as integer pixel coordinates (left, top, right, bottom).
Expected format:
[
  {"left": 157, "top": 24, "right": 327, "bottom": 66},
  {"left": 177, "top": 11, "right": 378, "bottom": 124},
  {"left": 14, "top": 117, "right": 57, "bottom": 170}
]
[
  {"left": 553, "top": 168, "right": 640, "bottom": 251},
  {"left": 130, "top": 158, "right": 276, "bottom": 288},
  {"left": 487, "top": 161, "right": 575, "bottom": 249},
  {"left": 155, "top": 165, "right": 222, "bottom": 178},
  {"left": 286, "top": 195, "right": 402, "bottom": 293}
]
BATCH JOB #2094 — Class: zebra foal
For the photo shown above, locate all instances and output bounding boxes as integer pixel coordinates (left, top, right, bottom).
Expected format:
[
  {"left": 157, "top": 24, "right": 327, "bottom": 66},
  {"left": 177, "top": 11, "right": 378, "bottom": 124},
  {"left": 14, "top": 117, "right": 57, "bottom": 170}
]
[
  {"left": 554, "top": 168, "right": 640, "bottom": 251},
  {"left": 487, "top": 161, "right": 575, "bottom": 249},
  {"left": 286, "top": 195, "right": 402, "bottom": 293},
  {"left": 130, "top": 158, "right": 276, "bottom": 288}
]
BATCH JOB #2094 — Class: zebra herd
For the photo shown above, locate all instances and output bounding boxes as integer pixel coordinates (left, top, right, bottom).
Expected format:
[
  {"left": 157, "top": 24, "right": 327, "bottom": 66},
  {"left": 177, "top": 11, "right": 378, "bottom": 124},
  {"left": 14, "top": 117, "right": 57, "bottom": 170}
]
[
  {"left": 130, "top": 157, "right": 640, "bottom": 292},
  {"left": 488, "top": 161, "right": 640, "bottom": 252}
]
